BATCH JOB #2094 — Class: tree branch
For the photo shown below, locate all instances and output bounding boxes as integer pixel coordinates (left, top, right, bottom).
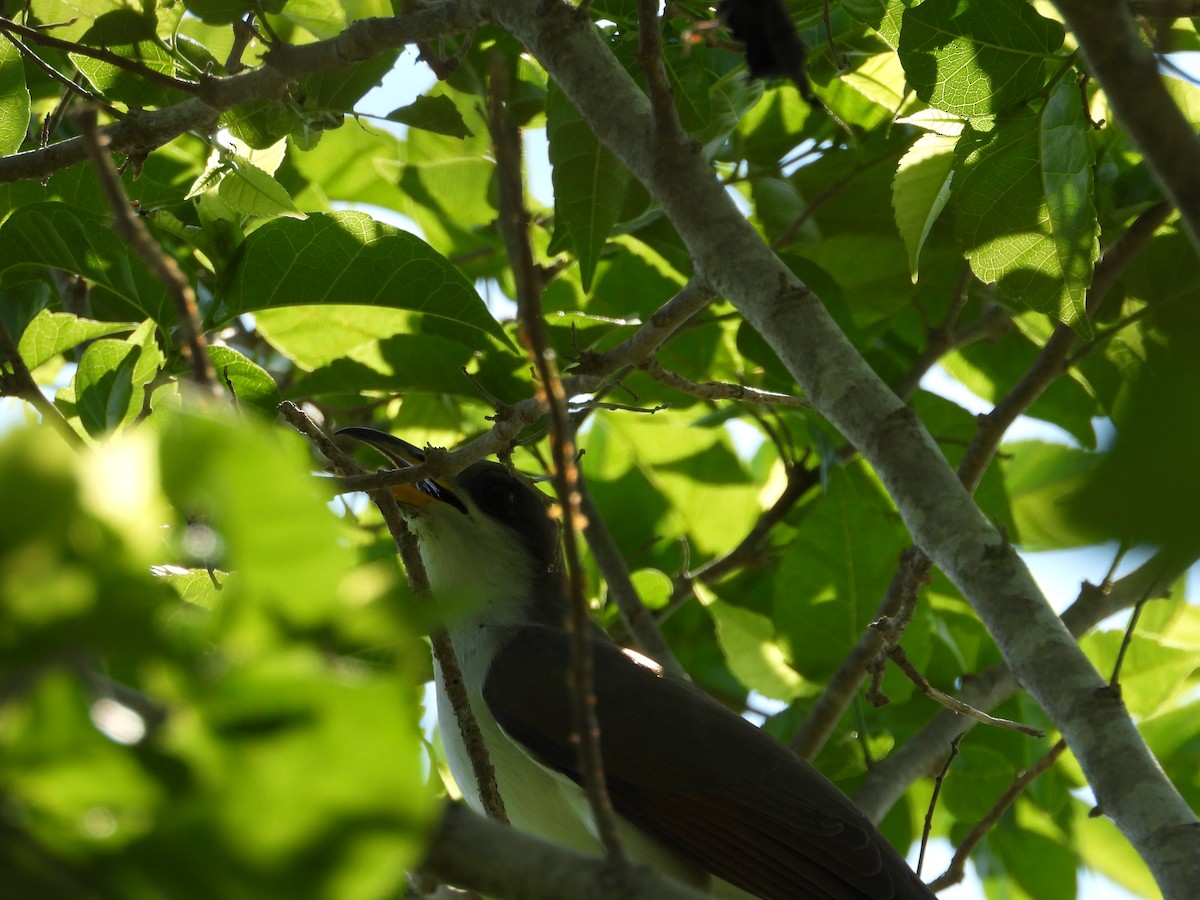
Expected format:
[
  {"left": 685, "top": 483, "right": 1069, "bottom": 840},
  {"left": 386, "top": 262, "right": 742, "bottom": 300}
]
[
  {"left": 486, "top": 58, "right": 623, "bottom": 859},
  {"left": 0, "top": 1, "right": 486, "bottom": 185},
  {"left": 640, "top": 357, "right": 812, "bottom": 408},
  {"left": 335, "top": 282, "right": 718, "bottom": 496},
  {"left": 789, "top": 199, "right": 1172, "bottom": 761},
  {"left": 491, "top": 3, "right": 1200, "bottom": 892},
  {"left": 929, "top": 739, "right": 1068, "bottom": 890},
  {"left": 854, "top": 547, "right": 1193, "bottom": 822},
  {"left": 76, "top": 107, "right": 213, "bottom": 387},
  {"left": 0, "top": 16, "right": 201, "bottom": 94},
  {"left": 1052, "top": 0, "right": 1200, "bottom": 249},
  {"left": 421, "top": 803, "right": 709, "bottom": 900}
]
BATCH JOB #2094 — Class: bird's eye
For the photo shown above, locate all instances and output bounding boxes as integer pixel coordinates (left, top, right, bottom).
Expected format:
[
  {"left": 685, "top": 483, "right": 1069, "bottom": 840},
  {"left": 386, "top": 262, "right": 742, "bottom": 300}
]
[{"left": 481, "top": 482, "right": 517, "bottom": 516}]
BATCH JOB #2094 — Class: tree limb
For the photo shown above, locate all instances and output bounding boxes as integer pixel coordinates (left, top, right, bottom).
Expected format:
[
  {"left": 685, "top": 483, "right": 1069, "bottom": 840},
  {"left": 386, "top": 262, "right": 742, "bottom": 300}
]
[
  {"left": 1052, "top": 0, "right": 1200, "bottom": 249},
  {"left": 854, "top": 547, "right": 1193, "bottom": 822},
  {"left": 789, "top": 200, "right": 1171, "bottom": 761},
  {"left": 421, "top": 803, "right": 709, "bottom": 900},
  {"left": 0, "top": 1, "right": 486, "bottom": 185}
]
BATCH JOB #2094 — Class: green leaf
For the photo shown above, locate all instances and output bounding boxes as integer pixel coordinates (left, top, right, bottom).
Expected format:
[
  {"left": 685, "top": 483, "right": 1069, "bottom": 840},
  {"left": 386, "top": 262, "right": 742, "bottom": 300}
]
[
  {"left": 1064, "top": 320, "right": 1200, "bottom": 556},
  {"left": 736, "top": 88, "right": 814, "bottom": 167},
  {"left": 289, "top": 124, "right": 408, "bottom": 213},
  {"left": 0, "top": 280, "right": 53, "bottom": 346},
  {"left": 17, "top": 311, "right": 138, "bottom": 371},
  {"left": 1040, "top": 81, "right": 1099, "bottom": 333},
  {"left": 842, "top": 50, "right": 912, "bottom": 115},
  {"left": 0, "top": 203, "right": 171, "bottom": 324},
  {"left": 0, "top": 413, "right": 433, "bottom": 895},
  {"left": 773, "top": 463, "right": 908, "bottom": 678},
  {"left": 301, "top": 51, "right": 397, "bottom": 113},
  {"left": 221, "top": 99, "right": 303, "bottom": 151},
  {"left": 400, "top": 122, "right": 500, "bottom": 266},
  {"left": 892, "top": 132, "right": 957, "bottom": 281},
  {"left": 547, "top": 82, "right": 630, "bottom": 291},
  {"left": 207, "top": 344, "right": 282, "bottom": 414},
  {"left": 0, "top": 33, "right": 30, "bottom": 156},
  {"left": 953, "top": 105, "right": 1098, "bottom": 337},
  {"left": 74, "top": 340, "right": 143, "bottom": 438},
  {"left": 661, "top": 33, "right": 714, "bottom": 133},
  {"left": 218, "top": 158, "right": 306, "bottom": 218},
  {"left": 842, "top": 0, "right": 888, "bottom": 30},
  {"left": 183, "top": 0, "right": 283, "bottom": 25},
  {"left": 157, "top": 410, "right": 349, "bottom": 626},
  {"left": 993, "top": 824, "right": 1077, "bottom": 900},
  {"left": 627, "top": 568, "right": 672, "bottom": 611},
  {"left": 73, "top": 321, "right": 163, "bottom": 438},
  {"left": 791, "top": 233, "right": 912, "bottom": 325},
  {"left": 1081, "top": 632, "right": 1200, "bottom": 718},
  {"left": 1117, "top": 223, "right": 1200, "bottom": 309},
  {"left": 219, "top": 211, "right": 514, "bottom": 348},
  {"left": 941, "top": 744, "right": 1018, "bottom": 819},
  {"left": 700, "top": 588, "right": 809, "bottom": 702},
  {"left": 277, "top": 0, "right": 347, "bottom": 38},
  {"left": 999, "top": 441, "right": 1099, "bottom": 550},
  {"left": 290, "top": 332, "right": 475, "bottom": 397},
  {"left": 70, "top": 10, "right": 183, "bottom": 108},
  {"left": 387, "top": 94, "right": 474, "bottom": 138},
  {"left": 899, "top": 0, "right": 1064, "bottom": 117}
]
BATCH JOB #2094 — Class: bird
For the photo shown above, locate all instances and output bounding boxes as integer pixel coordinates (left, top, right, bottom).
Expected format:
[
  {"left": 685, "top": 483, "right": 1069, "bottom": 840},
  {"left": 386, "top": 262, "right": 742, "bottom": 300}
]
[{"left": 340, "top": 427, "right": 937, "bottom": 900}]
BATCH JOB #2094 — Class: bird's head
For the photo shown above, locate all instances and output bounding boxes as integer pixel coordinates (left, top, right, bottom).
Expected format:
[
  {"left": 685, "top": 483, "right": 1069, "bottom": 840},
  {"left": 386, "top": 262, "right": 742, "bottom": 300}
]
[{"left": 338, "top": 428, "right": 564, "bottom": 627}]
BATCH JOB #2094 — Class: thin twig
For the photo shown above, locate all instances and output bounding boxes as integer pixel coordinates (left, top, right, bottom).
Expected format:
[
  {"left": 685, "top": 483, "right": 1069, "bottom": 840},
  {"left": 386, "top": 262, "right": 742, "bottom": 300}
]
[
  {"left": 570, "top": 280, "right": 716, "bottom": 378},
  {"left": 74, "top": 107, "right": 213, "bottom": 387},
  {"left": 929, "top": 739, "right": 1067, "bottom": 890},
  {"left": 1, "top": 31, "right": 119, "bottom": 115},
  {"left": 0, "top": 16, "right": 201, "bottom": 94},
  {"left": 487, "top": 56, "right": 623, "bottom": 860},
  {"left": 569, "top": 399, "right": 668, "bottom": 414},
  {"left": 821, "top": 0, "right": 849, "bottom": 69},
  {"left": 0, "top": 1, "right": 488, "bottom": 186},
  {"left": 634, "top": 0, "right": 677, "bottom": 130},
  {"left": 874, "top": 642, "right": 1044, "bottom": 737},
  {"left": 0, "top": 321, "right": 84, "bottom": 448},
  {"left": 1109, "top": 554, "right": 1163, "bottom": 687},
  {"left": 277, "top": 401, "right": 508, "bottom": 822},
  {"left": 917, "top": 733, "right": 962, "bottom": 877},
  {"left": 225, "top": 16, "right": 258, "bottom": 75},
  {"left": 641, "top": 357, "right": 812, "bottom": 408}
]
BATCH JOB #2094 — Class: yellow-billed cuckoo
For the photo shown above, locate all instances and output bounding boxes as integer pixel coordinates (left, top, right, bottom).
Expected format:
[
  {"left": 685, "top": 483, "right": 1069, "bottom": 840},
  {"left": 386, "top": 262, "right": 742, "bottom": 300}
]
[{"left": 341, "top": 428, "right": 935, "bottom": 900}]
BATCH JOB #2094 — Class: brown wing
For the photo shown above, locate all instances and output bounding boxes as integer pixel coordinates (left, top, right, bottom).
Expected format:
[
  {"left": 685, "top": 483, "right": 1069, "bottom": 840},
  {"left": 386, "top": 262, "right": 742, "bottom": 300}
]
[{"left": 483, "top": 626, "right": 935, "bottom": 900}]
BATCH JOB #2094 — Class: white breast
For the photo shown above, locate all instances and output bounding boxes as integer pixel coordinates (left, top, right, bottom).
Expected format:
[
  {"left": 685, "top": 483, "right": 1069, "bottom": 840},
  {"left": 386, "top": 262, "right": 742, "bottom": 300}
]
[{"left": 411, "top": 502, "right": 751, "bottom": 896}]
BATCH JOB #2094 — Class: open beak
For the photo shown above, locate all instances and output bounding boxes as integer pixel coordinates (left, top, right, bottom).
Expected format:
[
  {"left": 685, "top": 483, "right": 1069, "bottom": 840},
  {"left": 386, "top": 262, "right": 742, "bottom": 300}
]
[{"left": 336, "top": 427, "right": 464, "bottom": 513}]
